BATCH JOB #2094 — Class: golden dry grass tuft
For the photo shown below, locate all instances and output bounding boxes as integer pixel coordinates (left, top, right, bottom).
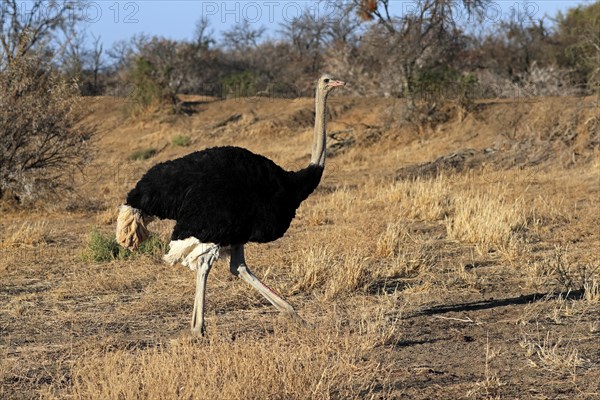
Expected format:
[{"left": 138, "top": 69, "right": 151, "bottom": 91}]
[
  {"left": 377, "top": 176, "right": 452, "bottom": 221},
  {"left": 290, "top": 244, "right": 370, "bottom": 299},
  {"left": 376, "top": 221, "right": 409, "bottom": 258},
  {"left": 374, "top": 224, "right": 439, "bottom": 286},
  {"left": 444, "top": 187, "right": 525, "bottom": 253},
  {"left": 3, "top": 220, "right": 53, "bottom": 246}
]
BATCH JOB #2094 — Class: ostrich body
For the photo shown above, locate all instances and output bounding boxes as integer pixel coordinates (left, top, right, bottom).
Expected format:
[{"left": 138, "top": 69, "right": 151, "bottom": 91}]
[{"left": 117, "top": 75, "right": 345, "bottom": 335}]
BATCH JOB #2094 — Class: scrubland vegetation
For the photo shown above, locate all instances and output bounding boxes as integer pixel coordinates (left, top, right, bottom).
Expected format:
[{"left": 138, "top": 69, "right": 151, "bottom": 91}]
[
  {"left": 1, "top": 0, "right": 599, "bottom": 399},
  {"left": 1, "top": 92, "right": 598, "bottom": 399}
]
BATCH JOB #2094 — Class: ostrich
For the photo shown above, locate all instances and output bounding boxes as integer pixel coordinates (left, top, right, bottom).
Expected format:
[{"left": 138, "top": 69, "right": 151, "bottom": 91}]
[{"left": 116, "top": 74, "right": 345, "bottom": 335}]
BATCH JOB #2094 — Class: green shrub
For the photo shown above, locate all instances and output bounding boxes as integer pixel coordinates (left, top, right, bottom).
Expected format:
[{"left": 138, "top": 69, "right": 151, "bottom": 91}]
[
  {"left": 172, "top": 135, "right": 191, "bottom": 147},
  {"left": 415, "top": 67, "right": 477, "bottom": 103},
  {"left": 137, "top": 234, "right": 169, "bottom": 258},
  {"left": 555, "top": 2, "right": 600, "bottom": 91},
  {"left": 83, "top": 228, "right": 129, "bottom": 262},
  {"left": 221, "top": 70, "right": 258, "bottom": 98},
  {"left": 128, "top": 57, "right": 162, "bottom": 112},
  {"left": 82, "top": 228, "right": 167, "bottom": 262},
  {"left": 411, "top": 66, "right": 478, "bottom": 121},
  {"left": 128, "top": 148, "right": 157, "bottom": 161}
]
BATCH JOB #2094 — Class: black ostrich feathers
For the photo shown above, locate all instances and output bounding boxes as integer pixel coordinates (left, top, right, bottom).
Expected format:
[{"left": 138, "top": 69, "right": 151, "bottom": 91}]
[{"left": 126, "top": 146, "right": 323, "bottom": 246}]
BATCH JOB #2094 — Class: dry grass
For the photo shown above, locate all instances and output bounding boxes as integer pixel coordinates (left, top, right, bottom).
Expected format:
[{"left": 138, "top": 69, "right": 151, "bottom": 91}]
[
  {"left": 55, "top": 325, "right": 393, "bottom": 399},
  {"left": 2, "top": 95, "right": 600, "bottom": 399},
  {"left": 2, "top": 220, "right": 53, "bottom": 247},
  {"left": 0, "top": 347, "right": 10, "bottom": 399},
  {"left": 290, "top": 244, "right": 370, "bottom": 299},
  {"left": 583, "top": 278, "right": 600, "bottom": 303},
  {"left": 377, "top": 176, "right": 451, "bottom": 221},
  {"left": 304, "top": 184, "right": 361, "bottom": 225},
  {"left": 522, "top": 257, "right": 557, "bottom": 291},
  {"left": 444, "top": 187, "right": 525, "bottom": 252},
  {"left": 466, "top": 336, "right": 504, "bottom": 400},
  {"left": 96, "top": 207, "right": 118, "bottom": 225},
  {"left": 375, "top": 228, "right": 439, "bottom": 286},
  {"left": 376, "top": 221, "right": 411, "bottom": 259},
  {"left": 41, "top": 298, "right": 402, "bottom": 400},
  {"left": 520, "top": 330, "right": 588, "bottom": 373},
  {"left": 56, "top": 262, "right": 154, "bottom": 297}
]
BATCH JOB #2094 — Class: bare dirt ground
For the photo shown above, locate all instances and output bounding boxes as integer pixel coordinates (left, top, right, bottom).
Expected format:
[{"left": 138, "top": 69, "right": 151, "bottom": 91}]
[{"left": 1, "top": 94, "right": 599, "bottom": 399}]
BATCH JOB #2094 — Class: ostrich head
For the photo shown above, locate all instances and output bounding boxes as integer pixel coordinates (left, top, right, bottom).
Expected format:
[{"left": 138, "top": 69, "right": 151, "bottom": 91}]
[{"left": 317, "top": 74, "right": 346, "bottom": 96}]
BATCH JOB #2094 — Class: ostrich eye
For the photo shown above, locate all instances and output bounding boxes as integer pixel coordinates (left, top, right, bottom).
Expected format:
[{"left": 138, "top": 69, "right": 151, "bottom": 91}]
[{"left": 323, "top": 78, "right": 330, "bottom": 83}]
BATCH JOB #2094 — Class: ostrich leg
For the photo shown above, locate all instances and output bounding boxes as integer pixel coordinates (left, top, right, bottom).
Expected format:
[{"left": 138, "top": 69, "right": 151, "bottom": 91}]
[
  {"left": 230, "top": 245, "right": 304, "bottom": 323},
  {"left": 191, "top": 257, "right": 213, "bottom": 336}
]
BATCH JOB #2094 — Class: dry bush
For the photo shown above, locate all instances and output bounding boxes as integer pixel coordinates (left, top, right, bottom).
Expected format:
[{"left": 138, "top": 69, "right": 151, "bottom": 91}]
[
  {"left": 522, "top": 246, "right": 600, "bottom": 295},
  {"left": 526, "top": 65, "right": 583, "bottom": 97},
  {"left": 0, "top": 54, "right": 95, "bottom": 204},
  {"left": 520, "top": 330, "right": 588, "bottom": 373}
]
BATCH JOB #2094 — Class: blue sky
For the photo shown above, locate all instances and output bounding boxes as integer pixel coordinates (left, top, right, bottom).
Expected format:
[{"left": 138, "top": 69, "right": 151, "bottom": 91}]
[{"left": 80, "top": 1, "right": 594, "bottom": 47}]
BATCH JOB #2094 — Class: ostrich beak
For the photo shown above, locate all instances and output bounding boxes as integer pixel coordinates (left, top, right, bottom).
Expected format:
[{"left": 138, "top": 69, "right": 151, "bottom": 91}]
[{"left": 327, "top": 80, "right": 346, "bottom": 88}]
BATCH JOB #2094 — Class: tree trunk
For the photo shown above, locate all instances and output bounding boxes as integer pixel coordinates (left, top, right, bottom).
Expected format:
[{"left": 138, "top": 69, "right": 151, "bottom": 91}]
[{"left": 401, "top": 64, "right": 416, "bottom": 113}]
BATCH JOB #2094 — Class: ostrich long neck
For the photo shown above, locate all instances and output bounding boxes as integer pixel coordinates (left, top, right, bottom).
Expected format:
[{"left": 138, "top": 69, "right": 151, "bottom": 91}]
[{"left": 310, "top": 89, "right": 328, "bottom": 167}]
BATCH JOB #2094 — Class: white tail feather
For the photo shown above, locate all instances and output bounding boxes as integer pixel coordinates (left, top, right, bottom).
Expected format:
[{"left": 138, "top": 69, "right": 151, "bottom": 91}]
[{"left": 164, "top": 238, "right": 220, "bottom": 271}]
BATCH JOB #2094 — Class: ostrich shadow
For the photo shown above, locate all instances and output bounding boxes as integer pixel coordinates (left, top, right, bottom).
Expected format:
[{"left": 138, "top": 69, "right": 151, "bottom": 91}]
[{"left": 409, "top": 289, "right": 586, "bottom": 318}]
